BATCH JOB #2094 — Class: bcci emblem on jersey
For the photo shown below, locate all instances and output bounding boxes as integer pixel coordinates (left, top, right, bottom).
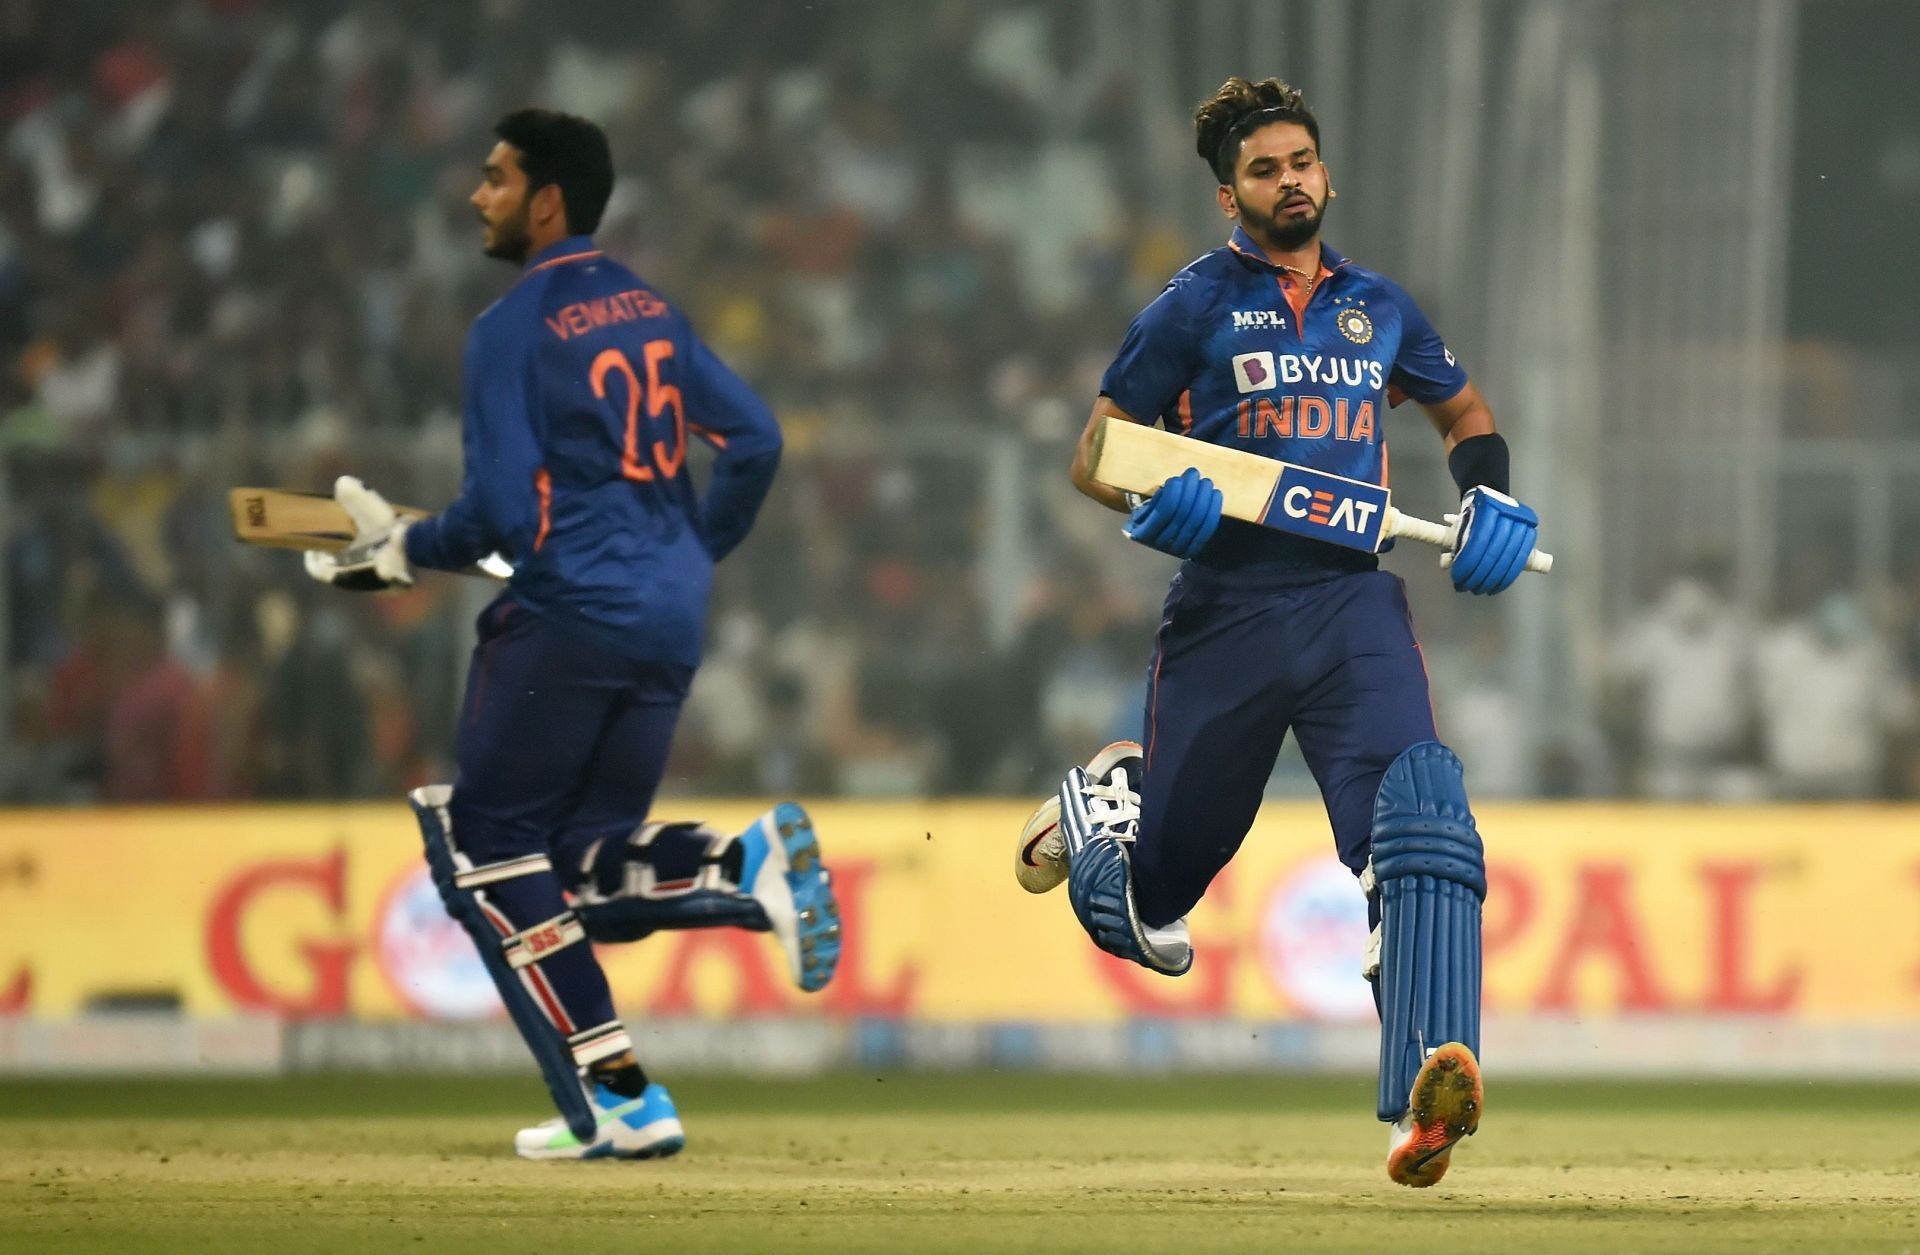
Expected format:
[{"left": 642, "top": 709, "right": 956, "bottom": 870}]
[{"left": 1336, "top": 306, "right": 1374, "bottom": 345}]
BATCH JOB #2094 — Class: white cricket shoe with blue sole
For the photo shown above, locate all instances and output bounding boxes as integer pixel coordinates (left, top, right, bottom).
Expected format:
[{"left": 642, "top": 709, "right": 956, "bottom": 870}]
[
  {"left": 1015, "top": 742, "right": 1143, "bottom": 894},
  {"left": 736, "top": 802, "right": 841, "bottom": 992},
  {"left": 1059, "top": 760, "right": 1193, "bottom": 976},
  {"left": 515, "top": 1082, "right": 685, "bottom": 1161}
]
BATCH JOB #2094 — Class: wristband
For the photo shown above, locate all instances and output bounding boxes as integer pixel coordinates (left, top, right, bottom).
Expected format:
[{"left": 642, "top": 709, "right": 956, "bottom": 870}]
[{"left": 1447, "top": 432, "right": 1510, "bottom": 496}]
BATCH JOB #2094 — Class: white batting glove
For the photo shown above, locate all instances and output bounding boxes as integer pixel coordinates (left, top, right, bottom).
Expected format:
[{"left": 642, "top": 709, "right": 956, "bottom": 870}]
[{"left": 304, "top": 476, "right": 414, "bottom": 591}]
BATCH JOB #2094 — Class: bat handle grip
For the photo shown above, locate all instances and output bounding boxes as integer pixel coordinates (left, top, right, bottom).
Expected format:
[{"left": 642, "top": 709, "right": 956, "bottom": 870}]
[
  {"left": 1387, "top": 509, "right": 1555, "bottom": 575},
  {"left": 1386, "top": 510, "right": 1454, "bottom": 550}
]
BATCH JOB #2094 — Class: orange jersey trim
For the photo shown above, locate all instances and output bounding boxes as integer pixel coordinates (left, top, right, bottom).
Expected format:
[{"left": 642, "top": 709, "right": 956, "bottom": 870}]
[
  {"left": 1145, "top": 649, "right": 1165, "bottom": 770},
  {"left": 533, "top": 467, "right": 552, "bottom": 552},
  {"left": 1277, "top": 263, "right": 1329, "bottom": 331},
  {"left": 525, "top": 249, "right": 602, "bottom": 276}
]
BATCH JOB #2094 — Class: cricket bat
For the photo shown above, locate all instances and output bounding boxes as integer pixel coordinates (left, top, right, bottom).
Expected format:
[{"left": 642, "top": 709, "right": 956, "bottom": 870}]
[
  {"left": 1087, "top": 417, "right": 1553, "bottom": 574},
  {"left": 228, "top": 488, "right": 512, "bottom": 580}
]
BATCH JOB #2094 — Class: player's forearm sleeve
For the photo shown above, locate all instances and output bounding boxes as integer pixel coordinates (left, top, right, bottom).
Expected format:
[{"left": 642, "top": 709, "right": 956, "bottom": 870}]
[
  {"left": 407, "top": 326, "right": 542, "bottom": 571},
  {"left": 404, "top": 487, "right": 493, "bottom": 572},
  {"left": 701, "top": 446, "right": 781, "bottom": 561}
]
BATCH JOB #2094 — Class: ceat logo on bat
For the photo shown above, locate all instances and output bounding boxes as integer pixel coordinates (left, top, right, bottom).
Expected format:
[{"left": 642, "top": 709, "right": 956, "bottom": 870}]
[{"left": 1262, "top": 464, "right": 1390, "bottom": 552}]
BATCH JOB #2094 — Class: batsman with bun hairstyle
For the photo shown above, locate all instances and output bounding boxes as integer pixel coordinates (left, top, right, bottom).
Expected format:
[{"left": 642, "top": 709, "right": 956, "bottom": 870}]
[
  {"left": 1194, "top": 75, "right": 1322, "bottom": 184},
  {"left": 1021, "top": 74, "right": 1548, "bottom": 1189}
]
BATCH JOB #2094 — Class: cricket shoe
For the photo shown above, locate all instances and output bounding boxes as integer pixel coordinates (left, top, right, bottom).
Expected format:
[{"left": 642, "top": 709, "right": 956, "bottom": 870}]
[
  {"left": 1059, "top": 762, "right": 1191, "bottom": 976},
  {"left": 515, "top": 1082, "right": 685, "bottom": 1161},
  {"left": 1014, "top": 741, "right": 1143, "bottom": 893},
  {"left": 737, "top": 802, "right": 841, "bottom": 992},
  {"left": 1386, "top": 1042, "right": 1482, "bottom": 1187}
]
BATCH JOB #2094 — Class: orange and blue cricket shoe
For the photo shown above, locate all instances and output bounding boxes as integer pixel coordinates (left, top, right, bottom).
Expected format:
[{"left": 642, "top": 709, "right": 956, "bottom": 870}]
[{"left": 1386, "top": 1042, "right": 1482, "bottom": 1187}]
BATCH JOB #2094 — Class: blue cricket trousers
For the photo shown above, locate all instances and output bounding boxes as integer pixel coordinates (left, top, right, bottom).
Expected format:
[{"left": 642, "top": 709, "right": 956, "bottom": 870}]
[
  {"left": 449, "top": 594, "right": 693, "bottom": 878},
  {"left": 1131, "top": 567, "right": 1439, "bottom": 928},
  {"left": 434, "top": 594, "right": 693, "bottom": 1058}
]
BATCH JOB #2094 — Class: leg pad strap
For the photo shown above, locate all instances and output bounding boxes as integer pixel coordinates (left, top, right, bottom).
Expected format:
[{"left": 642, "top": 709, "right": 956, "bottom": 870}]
[
  {"left": 502, "top": 912, "right": 589, "bottom": 969},
  {"left": 571, "top": 820, "right": 770, "bottom": 942}
]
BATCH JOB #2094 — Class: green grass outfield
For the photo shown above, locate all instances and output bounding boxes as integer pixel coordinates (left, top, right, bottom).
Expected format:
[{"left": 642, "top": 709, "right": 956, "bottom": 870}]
[{"left": 4, "top": 1074, "right": 1919, "bottom": 1254}]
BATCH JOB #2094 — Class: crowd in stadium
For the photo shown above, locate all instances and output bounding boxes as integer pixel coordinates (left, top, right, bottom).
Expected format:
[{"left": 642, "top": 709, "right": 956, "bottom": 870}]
[{"left": 4, "top": 0, "right": 1917, "bottom": 802}]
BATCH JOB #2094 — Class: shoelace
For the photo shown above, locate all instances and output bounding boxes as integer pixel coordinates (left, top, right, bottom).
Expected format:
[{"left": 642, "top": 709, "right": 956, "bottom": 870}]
[{"left": 1082, "top": 769, "right": 1142, "bottom": 842}]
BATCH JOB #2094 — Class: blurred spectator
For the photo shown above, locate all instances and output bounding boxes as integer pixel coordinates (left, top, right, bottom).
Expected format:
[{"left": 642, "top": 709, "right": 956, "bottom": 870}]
[
  {"left": 102, "top": 595, "right": 210, "bottom": 801},
  {"left": 0, "top": 0, "right": 1914, "bottom": 805},
  {"left": 1755, "top": 593, "right": 1917, "bottom": 799},
  {"left": 1606, "top": 564, "right": 1764, "bottom": 801},
  {"left": 1433, "top": 621, "right": 1531, "bottom": 798},
  {"left": 252, "top": 595, "right": 373, "bottom": 798}
]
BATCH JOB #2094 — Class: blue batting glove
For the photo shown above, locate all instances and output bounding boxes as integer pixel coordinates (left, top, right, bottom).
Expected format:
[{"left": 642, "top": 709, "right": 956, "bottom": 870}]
[
  {"left": 1124, "top": 467, "right": 1223, "bottom": 560},
  {"left": 1447, "top": 487, "right": 1539, "bottom": 595}
]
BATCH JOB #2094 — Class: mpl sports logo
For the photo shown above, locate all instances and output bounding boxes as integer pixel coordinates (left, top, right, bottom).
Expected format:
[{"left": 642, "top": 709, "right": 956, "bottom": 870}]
[
  {"left": 1256, "top": 463, "right": 1390, "bottom": 552},
  {"left": 1232, "top": 310, "right": 1288, "bottom": 332}
]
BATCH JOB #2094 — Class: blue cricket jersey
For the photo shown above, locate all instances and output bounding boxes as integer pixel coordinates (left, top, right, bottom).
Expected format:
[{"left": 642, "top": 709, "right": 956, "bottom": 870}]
[
  {"left": 1101, "top": 225, "right": 1466, "bottom": 580},
  {"left": 406, "top": 235, "right": 782, "bottom": 666}
]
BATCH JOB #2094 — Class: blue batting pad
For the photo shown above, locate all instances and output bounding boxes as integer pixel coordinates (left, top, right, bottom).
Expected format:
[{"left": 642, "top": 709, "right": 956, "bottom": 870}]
[
  {"left": 411, "top": 789, "right": 598, "bottom": 1143},
  {"left": 1371, "top": 742, "right": 1485, "bottom": 1121}
]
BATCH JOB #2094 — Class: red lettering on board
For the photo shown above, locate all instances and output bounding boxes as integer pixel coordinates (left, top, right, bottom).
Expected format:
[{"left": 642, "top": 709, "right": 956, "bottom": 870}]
[
  {"left": 1479, "top": 863, "right": 1535, "bottom": 1011},
  {"left": 1536, "top": 864, "right": 1668, "bottom": 1012},
  {"left": 0, "top": 966, "right": 28, "bottom": 1012},
  {"left": 647, "top": 929, "right": 788, "bottom": 1016},
  {"left": 1094, "top": 869, "right": 1237, "bottom": 1016},
  {"left": 819, "top": 862, "right": 917, "bottom": 1016},
  {"left": 1700, "top": 862, "right": 1801, "bottom": 1012},
  {"left": 205, "top": 849, "right": 356, "bottom": 1016}
]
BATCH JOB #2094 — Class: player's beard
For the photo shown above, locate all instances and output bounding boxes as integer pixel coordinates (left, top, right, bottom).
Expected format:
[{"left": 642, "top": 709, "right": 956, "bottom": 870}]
[
  {"left": 482, "top": 200, "right": 533, "bottom": 264},
  {"left": 1237, "top": 189, "right": 1326, "bottom": 251}
]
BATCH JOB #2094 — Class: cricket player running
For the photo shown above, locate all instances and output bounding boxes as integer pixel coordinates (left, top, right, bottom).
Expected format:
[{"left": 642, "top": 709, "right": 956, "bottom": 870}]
[
  {"left": 305, "top": 109, "right": 841, "bottom": 1159},
  {"left": 1016, "top": 78, "right": 1540, "bottom": 1186}
]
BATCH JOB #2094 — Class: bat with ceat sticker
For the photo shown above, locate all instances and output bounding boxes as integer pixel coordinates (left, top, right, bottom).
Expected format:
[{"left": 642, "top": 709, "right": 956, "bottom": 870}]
[
  {"left": 228, "top": 487, "right": 513, "bottom": 580},
  {"left": 1087, "top": 417, "right": 1553, "bottom": 574}
]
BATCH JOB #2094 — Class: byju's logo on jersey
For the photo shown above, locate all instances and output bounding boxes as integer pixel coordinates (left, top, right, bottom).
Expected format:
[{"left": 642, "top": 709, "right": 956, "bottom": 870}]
[
  {"left": 1232, "top": 310, "right": 1288, "bottom": 332},
  {"left": 1232, "top": 351, "right": 1277, "bottom": 394},
  {"left": 1256, "top": 463, "right": 1390, "bottom": 552}
]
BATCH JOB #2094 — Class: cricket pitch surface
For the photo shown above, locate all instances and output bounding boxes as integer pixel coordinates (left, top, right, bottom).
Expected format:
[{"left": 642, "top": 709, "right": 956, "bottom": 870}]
[{"left": 5, "top": 1074, "right": 1918, "bottom": 1253}]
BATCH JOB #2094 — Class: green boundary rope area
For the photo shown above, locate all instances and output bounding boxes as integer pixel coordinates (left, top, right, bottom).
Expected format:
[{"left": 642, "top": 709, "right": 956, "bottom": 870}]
[{"left": 5, "top": 1076, "right": 1920, "bottom": 1254}]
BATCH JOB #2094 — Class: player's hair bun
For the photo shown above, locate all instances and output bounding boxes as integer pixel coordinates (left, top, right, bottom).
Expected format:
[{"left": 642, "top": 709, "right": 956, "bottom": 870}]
[{"left": 1194, "top": 76, "right": 1319, "bottom": 183}]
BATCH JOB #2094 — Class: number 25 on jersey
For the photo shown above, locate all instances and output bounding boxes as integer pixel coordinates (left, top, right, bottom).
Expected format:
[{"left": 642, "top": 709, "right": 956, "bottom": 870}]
[{"left": 590, "top": 341, "right": 685, "bottom": 483}]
